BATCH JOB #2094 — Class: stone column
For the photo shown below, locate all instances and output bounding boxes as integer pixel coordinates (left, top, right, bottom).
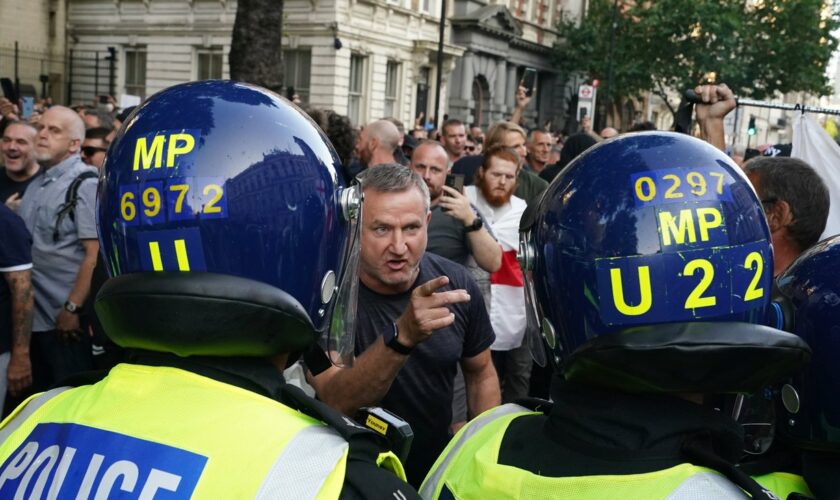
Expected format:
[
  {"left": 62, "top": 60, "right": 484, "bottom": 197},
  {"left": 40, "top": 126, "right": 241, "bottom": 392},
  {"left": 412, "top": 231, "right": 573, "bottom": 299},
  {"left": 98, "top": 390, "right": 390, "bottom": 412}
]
[
  {"left": 506, "top": 64, "right": 518, "bottom": 109},
  {"left": 461, "top": 52, "right": 474, "bottom": 101},
  {"left": 494, "top": 58, "right": 506, "bottom": 107}
]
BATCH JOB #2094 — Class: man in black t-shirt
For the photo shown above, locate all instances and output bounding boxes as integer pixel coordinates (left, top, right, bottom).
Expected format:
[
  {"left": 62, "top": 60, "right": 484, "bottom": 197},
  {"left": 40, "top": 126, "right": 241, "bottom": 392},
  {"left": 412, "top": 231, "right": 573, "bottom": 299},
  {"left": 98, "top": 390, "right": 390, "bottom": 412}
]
[
  {"left": 0, "top": 204, "right": 33, "bottom": 415},
  {"left": 0, "top": 122, "right": 41, "bottom": 211},
  {"left": 309, "top": 164, "right": 500, "bottom": 487}
]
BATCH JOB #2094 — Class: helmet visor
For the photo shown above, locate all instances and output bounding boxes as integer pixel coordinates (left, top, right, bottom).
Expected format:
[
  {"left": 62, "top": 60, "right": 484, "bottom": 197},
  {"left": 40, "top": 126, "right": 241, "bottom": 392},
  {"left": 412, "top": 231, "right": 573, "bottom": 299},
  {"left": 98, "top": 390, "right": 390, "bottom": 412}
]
[
  {"left": 521, "top": 230, "right": 548, "bottom": 367},
  {"left": 323, "top": 184, "right": 363, "bottom": 368}
]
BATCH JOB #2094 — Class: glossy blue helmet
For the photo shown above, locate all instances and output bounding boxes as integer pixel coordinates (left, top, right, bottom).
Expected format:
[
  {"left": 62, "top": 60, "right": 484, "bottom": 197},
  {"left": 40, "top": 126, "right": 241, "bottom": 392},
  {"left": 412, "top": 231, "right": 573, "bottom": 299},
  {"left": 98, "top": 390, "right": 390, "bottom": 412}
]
[
  {"left": 775, "top": 236, "right": 840, "bottom": 453},
  {"left": 519, "top": 132, "right": 809, "bottom": 393},
  {"left": 96, "top": 81, "right": 361, "bottom": 359}
]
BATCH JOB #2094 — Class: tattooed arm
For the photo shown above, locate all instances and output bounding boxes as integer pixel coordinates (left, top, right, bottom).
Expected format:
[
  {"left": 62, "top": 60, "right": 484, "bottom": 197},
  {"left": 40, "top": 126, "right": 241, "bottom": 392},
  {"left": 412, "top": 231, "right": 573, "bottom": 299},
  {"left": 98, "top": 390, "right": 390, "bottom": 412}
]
[{"left": 4, "top": 269, "right": 33, "bottom": 396}]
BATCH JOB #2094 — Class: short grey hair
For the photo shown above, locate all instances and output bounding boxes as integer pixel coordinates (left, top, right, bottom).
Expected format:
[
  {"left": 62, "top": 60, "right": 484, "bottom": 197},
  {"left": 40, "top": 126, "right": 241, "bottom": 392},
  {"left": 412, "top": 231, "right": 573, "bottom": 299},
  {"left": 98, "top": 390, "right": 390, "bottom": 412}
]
[
  {"left": 48, "top": 106, "right": 86, "bottom": 143},
  {"left": 357, "top": 163, "right": 430, "bottom": 214}
]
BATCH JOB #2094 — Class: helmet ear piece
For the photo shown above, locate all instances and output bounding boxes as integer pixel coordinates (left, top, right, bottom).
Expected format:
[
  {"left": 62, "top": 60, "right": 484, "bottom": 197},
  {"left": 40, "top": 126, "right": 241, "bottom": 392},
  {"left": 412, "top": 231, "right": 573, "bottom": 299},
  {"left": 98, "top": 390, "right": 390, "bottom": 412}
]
[{"left": 770, "top": 296, "right": 796, "bottom": 333}]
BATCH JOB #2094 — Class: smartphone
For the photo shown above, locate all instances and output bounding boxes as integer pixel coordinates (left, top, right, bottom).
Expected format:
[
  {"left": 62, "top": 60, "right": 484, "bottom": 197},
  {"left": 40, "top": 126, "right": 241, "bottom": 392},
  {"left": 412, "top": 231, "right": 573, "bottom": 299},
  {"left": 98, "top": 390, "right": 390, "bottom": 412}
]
[
  {"left": 522, "top": 68, "right": 537, "bottom": 97},
  {"left": 444, "top": 174, "right": 464, "bottom": 197},
  {"left": 1, "top": 78, "right": 17, "bottom": 103},
  {"left": 21, "top": 96, "right": 34, "bottom": 119},
  {"left": 99, "top": 95, "right": 109, "bottom": 104}
]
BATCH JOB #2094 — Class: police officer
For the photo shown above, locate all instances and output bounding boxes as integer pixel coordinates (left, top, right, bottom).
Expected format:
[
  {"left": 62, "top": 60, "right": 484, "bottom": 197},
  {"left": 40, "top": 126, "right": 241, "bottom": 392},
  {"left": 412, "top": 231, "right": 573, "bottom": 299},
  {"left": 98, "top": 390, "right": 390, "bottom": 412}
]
[
  {"left": 750, "top": 236, "right": 840, "bottom": 499},
  {"left": 420, "top": 132, "right": 811, "bottom": 499},
  {"left": 0, "top": 81, "right": 419, "bottom": 499}
]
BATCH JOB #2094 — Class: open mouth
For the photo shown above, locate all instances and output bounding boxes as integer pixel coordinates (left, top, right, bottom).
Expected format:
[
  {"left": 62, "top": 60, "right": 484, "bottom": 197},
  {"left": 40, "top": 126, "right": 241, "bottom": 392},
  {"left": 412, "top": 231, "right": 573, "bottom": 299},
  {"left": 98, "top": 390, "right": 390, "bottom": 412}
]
[{"left": 387, "top": 259, "right": 407, "bottom": 271}]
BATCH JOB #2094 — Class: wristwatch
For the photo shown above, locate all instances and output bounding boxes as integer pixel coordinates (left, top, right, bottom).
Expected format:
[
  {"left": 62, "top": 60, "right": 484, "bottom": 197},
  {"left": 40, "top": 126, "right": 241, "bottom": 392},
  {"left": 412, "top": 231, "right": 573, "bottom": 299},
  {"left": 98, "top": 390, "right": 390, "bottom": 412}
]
[
  {"left": 464, "top": 214, "right": 483, "bottom": 233},
  {"left": 63, "top": 300, "right": 81, "bottom": 314},
  {"left": 383, "top": 322, "right": 414, "bottom": 355}
]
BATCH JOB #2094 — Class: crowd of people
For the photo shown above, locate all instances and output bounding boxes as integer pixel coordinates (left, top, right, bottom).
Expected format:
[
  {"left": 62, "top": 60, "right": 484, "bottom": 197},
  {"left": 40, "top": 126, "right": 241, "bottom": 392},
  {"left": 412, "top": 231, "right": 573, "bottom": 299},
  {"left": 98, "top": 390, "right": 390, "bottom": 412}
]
[{"left": 0, "top": 79, "right": 837, "bottom": 499}]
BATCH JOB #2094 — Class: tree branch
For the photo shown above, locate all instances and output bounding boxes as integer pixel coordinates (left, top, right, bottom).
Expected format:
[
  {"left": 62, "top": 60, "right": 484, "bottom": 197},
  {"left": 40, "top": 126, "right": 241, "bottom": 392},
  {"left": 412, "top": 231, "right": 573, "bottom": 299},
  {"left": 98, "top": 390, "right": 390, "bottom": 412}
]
[{"left": 654, "top": 80, "right": 677, "bottom": 118}]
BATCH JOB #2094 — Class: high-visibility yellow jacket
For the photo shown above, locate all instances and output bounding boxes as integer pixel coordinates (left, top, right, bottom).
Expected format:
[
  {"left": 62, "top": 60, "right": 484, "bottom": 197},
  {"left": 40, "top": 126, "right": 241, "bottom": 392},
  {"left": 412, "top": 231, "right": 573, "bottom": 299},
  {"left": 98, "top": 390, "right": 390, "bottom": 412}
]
[
  {"left": 0, "top": 363, "right": 404, "bottom": 499},
  {"left": 421, "top": 404, "right": 760, "bottom": 500}
]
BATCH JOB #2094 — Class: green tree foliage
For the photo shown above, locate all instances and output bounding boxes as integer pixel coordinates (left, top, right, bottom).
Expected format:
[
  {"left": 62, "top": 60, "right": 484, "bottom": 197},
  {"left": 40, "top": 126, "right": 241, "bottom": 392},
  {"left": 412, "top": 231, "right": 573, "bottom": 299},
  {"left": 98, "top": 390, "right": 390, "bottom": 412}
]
[
  {"left": 555, "top": 0, "right": 839, "bottom": 105},
  {"left": 229, "top": 0, "right": 284, "bottom": 92}
]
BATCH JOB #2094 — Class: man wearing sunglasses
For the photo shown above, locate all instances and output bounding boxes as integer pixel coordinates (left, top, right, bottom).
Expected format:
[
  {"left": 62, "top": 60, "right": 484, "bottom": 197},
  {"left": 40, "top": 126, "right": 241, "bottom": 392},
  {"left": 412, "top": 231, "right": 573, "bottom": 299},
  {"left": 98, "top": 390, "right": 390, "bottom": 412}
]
[{"left": 80, "top": 127, "right": 109, "bottom": 169}]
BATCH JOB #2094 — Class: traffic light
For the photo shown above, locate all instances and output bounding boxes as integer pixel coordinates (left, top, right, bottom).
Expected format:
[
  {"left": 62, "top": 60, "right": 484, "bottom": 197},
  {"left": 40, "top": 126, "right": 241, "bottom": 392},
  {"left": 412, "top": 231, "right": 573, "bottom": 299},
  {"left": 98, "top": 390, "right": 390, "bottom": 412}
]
[{"left": 748, "top": 117, "right": 757, "bottom": 136}]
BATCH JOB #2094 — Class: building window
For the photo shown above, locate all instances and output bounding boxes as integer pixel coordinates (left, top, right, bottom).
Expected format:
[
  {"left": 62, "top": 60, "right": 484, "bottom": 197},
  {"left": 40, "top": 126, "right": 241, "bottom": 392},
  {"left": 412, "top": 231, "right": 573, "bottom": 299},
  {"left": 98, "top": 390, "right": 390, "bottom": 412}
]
[
  {"left": 348, "top": 54, "right": 367, "bottom": 125},
  {"left": 535, "top": 0, "right": 548, "bottom": 25},
  {"left": 197, "top": 47, "right": 224, "bottom": 80},
  {"left": 124, "top": 47, "right": 147, "bottom": 98},
  {"left": 383, "top": 61, "right": 400, "bottom": 118},
  {"left": 283, "top": 49, "right": 312, "bottom": 104}
]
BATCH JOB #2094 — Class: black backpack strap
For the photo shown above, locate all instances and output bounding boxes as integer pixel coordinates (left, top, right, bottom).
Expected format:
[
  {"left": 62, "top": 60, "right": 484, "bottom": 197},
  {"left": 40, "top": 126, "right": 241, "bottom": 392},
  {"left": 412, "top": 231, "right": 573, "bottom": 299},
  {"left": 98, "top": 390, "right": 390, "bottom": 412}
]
[
  {"left": 53, "top": 170, "right": 98, "bottom": 242},
  {"left": 513, "top": 397, "right": 553, "bottom": 414},
  {"left": 279, "top": 383, "right": 389, "bottom": 464},
  {"left": 681, "top": 432, "right": 778, "bottom": 500}
]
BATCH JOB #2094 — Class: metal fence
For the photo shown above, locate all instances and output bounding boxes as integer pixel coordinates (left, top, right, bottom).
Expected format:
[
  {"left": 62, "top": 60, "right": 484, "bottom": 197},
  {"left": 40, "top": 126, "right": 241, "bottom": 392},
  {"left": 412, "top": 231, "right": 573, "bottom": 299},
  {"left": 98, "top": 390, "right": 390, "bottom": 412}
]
[
  {"left": 68, "top": 48, "right": 117, "bottom": 105},
  {"left": 0, "top": 42, "right": 64, "bottom": 101},
  {"left": 0, "top": 42, "right": 120, "bottom": 105}
]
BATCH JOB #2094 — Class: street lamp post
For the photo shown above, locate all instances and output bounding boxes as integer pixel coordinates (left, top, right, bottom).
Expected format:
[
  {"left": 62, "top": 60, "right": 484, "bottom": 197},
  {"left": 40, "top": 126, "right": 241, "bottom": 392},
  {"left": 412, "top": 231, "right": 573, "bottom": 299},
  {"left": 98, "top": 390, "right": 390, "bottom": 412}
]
[
  {"left": 434, "top": 0, "right": 447, "bottom": 130},
  {"left": 604, "top": 0, "right": 619, "bottom": 130}
]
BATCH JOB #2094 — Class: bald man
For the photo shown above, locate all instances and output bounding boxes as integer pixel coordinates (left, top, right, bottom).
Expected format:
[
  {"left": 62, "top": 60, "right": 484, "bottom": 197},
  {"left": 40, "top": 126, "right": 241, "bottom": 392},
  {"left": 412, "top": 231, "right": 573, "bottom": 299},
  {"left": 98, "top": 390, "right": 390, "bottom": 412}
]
[
  {"left": 356, "top": 119, "right": 401, "bottom": 169},
  {"left": 18, "top": 106, "right": 99, "bottom": 392},
  {"left": 600, "top": 127, "right": 619, "bottom": 139}
]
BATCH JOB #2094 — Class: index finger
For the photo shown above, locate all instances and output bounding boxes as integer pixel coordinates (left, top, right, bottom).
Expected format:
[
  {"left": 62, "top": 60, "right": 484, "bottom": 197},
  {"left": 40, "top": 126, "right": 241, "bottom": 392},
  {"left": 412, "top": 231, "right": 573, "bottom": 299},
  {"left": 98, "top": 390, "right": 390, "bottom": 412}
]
[
  {"left": 429, "top": 289, "right": 471, "bottom": 307},
  {"left": 414, "top": 276, "right": 451, "bottom": 297}
]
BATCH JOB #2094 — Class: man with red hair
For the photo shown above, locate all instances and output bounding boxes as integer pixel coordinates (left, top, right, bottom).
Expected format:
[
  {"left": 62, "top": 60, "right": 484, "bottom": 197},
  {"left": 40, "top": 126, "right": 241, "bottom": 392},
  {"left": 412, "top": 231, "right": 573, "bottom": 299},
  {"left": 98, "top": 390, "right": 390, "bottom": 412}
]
[{"left": 465, "top": 145, "right": 529, "bottom": 403}]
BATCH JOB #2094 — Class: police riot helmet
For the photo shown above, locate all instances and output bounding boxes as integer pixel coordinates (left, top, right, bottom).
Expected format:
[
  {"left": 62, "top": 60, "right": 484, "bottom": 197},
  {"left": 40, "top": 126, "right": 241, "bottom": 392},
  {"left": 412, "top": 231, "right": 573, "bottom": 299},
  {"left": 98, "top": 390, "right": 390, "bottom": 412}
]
[
  {"left": 96, "top": 81, "right": 361, "bottom": 360},
  {"left": 775, "top": 236, "right": 840, "bottom": 453},
  {"left": 519, "top": 132, "right": 809, "bottom": 393}
]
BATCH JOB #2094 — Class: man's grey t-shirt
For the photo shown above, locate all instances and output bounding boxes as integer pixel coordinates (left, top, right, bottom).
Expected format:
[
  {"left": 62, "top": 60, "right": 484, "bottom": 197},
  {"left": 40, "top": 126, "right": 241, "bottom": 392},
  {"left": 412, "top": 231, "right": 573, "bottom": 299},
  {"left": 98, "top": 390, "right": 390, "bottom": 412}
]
[
  {"left": 355, "top": 252, "right": 495, "bottom": 484},
  {"left": 426, "top": 205, "right": 471, "bottom": 266},
  {"left": 426, "top": 203, "right": 496, "bottom": 268},
  {"left": 18, "top": 155, "right": 98, "bottom": 331}
]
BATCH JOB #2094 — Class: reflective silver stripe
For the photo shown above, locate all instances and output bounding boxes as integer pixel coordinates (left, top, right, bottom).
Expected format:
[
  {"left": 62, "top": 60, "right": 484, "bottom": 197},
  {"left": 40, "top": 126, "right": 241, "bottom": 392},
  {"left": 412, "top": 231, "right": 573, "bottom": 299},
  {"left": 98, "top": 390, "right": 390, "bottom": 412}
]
[
  {"left": 419, "top": 403, "right": 530, "bottom": 498},
  {"left": 666, "top": 471, "right": 750, "bottom": 499},
  {"left": 255, "top": 424, "right": 349, "bottom": 499},
  {"left": 0, "top": 387, "right": 71, "bottom": 443}
]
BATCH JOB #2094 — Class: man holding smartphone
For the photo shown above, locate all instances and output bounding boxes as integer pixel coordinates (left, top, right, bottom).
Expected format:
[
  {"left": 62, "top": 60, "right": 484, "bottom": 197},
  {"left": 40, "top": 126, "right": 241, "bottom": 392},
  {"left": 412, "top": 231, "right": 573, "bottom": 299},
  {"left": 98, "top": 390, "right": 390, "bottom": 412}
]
[{"left": 410, "top": 141, "right": 501, "bottom": 274}]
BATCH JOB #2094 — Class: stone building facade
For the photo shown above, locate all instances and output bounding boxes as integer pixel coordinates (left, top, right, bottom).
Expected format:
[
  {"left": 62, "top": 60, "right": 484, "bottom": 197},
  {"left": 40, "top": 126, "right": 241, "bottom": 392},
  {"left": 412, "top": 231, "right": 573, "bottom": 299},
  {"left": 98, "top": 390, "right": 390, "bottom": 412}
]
[
  {"left": 63, "top": 0, "right": 582, "bottom": 128},
  {"left": 0, "top": 0, "right": 67, "bottom": 103}
]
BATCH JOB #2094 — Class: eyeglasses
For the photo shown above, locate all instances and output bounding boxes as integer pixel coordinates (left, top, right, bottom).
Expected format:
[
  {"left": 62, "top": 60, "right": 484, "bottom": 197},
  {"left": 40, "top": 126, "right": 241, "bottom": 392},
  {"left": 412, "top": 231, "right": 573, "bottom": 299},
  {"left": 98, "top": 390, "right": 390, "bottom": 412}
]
[
  {"left": 465, "top": 146, "right": 476, "bottom": 152},
  {"left": 81, "top": 146, "right": 106, "bottom": 156}
]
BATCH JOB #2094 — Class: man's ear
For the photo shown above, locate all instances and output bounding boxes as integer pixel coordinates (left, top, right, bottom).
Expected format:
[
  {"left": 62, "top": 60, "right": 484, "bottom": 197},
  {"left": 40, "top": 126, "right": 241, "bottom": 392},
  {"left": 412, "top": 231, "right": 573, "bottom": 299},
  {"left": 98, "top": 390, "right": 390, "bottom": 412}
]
[
  {"left": 69, "top": 138, "right": 81, "bottom": 154},
  {"left": 766, "top": 199, "right": 793, "bottom": 232}
]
